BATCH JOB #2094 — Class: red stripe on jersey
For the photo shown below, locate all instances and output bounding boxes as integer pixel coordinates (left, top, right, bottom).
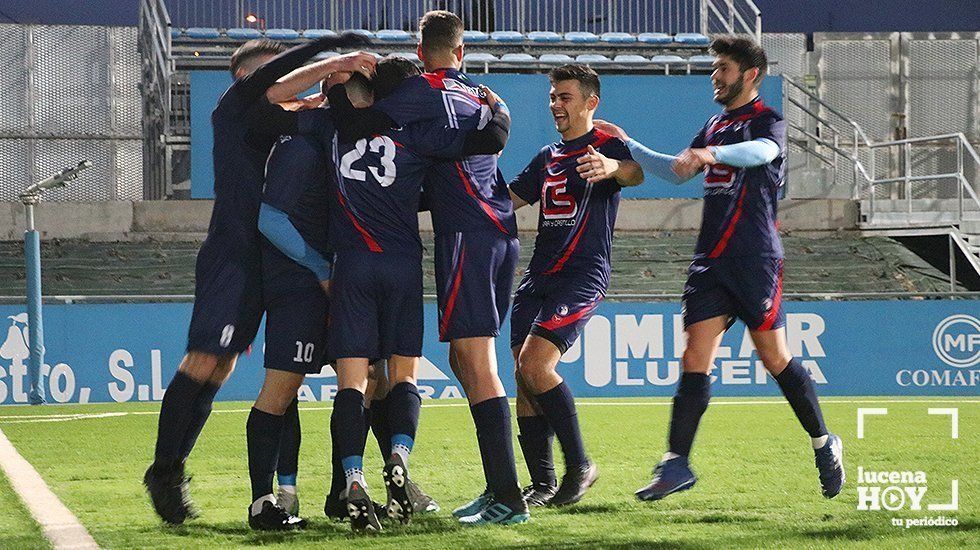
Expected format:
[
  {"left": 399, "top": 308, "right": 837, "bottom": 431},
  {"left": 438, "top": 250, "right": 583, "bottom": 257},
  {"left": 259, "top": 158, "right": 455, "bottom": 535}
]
[
  {"left": 539, "top": 299, "right": 598, "bottom": 331},
  {"left": 544, "top": 210, "right": 591, "bottom": 274},
  {"left": 547, "top": 131, "right": 613, "bottom": 165},
  {"left": 335, "top": 189, "right": 383, "bottom": 253},
  {"left": 455, "top": 161, "right": 509, "bottom": 235},
  {"left": 422, "top": 70, "right": 448, "bottom": 89},
  {"left": 439, "top": 245, "right": 465, "bottom": 339},
  {"left": 756, "top": 260, "right": 784, "bottom": 331},
  {"left": 707, "top": 182, "right": 748, "bottom": 258},
  {"left": 707, "top": 101, "right": 771, "bottom": 142}
]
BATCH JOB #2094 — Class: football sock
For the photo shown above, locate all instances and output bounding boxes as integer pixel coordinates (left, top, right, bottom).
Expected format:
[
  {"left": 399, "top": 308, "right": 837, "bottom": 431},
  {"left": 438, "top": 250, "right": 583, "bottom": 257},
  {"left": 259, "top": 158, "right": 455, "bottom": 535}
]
[
  {"left": 276, "top": 398, "right": 300, "bottom": 488},
  {"left": 246, "top": 407, "right": 285, "bottom": 503},
  {"left": 328, "top": 434, "right": 345, "bottom": 499},
  {"left": 667, "top": 372, "right": 711, "bottom": 458},
  {"left": 471, "top": 397, "right": 522, "bottom": 505},
  {"left": 332, "top": 389, "right": 368, "bottom": 492},
  {"left": 178, "top": 379, "right": 221, "bottom": 461},
  {"left": 517, "top": 415, "right": 556, "bottom": 486},
  {"left": 774, "top": 358, "right": 829, "bottom": 441},
  {"left": 535, "top": 382, "right": 589, "bottom": 467},
  {"left": 370, "top": 396, "right": 391, "bottom": 457},
  {"left": 153, "top": 371, "right": 205, "bottom": 469},
  {"left": 387, "top": 382, "right": 421, "bottom": 466}
]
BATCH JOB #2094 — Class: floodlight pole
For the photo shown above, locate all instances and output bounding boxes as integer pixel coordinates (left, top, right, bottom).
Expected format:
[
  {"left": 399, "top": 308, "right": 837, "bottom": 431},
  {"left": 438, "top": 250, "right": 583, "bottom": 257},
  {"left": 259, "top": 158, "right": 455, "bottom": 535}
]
[{"left": 18, "top": 160, "right": 92, "bottom": 405}]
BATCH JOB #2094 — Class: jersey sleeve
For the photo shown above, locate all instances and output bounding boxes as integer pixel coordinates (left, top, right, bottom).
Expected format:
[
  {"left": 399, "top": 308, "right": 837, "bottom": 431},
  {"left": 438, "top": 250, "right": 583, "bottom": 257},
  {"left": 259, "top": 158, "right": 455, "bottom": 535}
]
[
  {"left": 599, "top": 136, "right": 634, "bottom": 161},
  {"left": 750, "top": 111, "right": 788, "bottom": 153},
  {"left": 263, "top": 138, "right": 321, "bottom": 214},
  {"left": 508, "top": 149, "right": 546, "bottom": 205}
]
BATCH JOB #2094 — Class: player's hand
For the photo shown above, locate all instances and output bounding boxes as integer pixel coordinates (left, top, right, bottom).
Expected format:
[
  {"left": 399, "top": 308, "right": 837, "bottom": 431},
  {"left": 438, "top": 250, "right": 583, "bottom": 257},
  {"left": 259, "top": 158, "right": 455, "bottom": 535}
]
[
  {"left": 280, "top": 93, "right": 325, "bottom": 111},
  {"left": 478, "top": 85, "right": 505, "bottom": 111},
  {"left": 671, "top": 149, "right": 705, "bottom": 179},
  {"left": 319, "top": 279, "right": 331, "bottom": 297},
  {"left": 330, "top": 51, "right": 377, "bottom": 79},
  {"left": 577, "top": 144, "right": 621, "bottom": 183},
  {"left": 593, "top": 119, "right": 630, "bottom": 141},
  {"left": 325, "top": 71, "right": 352, "bottom": 90}
]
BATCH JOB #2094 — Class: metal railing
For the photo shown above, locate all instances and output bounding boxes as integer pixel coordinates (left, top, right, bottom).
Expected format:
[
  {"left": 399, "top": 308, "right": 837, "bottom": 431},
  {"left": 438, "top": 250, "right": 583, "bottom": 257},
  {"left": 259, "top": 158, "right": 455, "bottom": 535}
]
[
  {"left": 161, "top": 0, "right": 760, "bottom": 36},
  {"left": 782, "top": 76, "right": 980, "bottom": 229}
]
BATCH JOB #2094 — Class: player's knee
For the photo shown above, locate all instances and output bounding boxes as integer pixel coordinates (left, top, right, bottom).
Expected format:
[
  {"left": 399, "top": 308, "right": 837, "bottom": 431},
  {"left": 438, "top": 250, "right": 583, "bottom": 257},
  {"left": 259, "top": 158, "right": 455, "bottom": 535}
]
[
  {"left": 758, "top": 350, "right": 792, "bottom": 374},
  {"left": 179, "top": 352, "right": 220, "bottom": 382},
  {"left": 681, "top": 348, "right": 712, "bottom": 374}
]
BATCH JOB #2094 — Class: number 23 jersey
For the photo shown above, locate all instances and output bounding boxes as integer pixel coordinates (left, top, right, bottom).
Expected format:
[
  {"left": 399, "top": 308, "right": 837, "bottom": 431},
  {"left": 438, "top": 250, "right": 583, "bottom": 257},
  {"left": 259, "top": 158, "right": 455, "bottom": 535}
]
[{"left": 509, "top": 128, "right": 633, "bottom": 288}]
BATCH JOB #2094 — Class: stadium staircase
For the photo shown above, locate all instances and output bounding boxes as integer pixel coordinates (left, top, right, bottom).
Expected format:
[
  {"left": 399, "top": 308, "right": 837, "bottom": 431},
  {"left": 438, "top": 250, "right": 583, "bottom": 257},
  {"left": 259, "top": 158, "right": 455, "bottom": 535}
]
[{"left": 782, "top": 77, "right": 980, "bottom": 290}]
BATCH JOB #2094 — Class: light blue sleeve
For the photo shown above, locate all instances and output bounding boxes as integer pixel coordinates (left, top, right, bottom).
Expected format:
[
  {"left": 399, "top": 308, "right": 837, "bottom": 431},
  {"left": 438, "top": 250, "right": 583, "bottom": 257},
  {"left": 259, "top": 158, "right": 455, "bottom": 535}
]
[
  {"left": 625, "top": 138, "right": 690, "bottom": 185},
  {"left": 710, "top": 138, "right": 779, "bottom": 168},
  {"left": 257, "top": 203, "right": 332, "bottom": 281}
]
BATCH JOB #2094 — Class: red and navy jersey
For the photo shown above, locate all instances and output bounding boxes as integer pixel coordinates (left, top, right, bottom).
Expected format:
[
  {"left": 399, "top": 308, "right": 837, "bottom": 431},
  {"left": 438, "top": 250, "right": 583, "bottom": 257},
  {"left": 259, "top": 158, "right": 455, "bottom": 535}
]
[
  {"left": 509, "top": 129, "right": 633, "bottom": 287},
  {"left": 691, "top": 97, "right": 787, "bottom": 259},
  {"left": 261, "top": 133, "right": 331, "bottom": 283},
  {"left": 377, "top": 68, "right": 517, "bottom": 237},
  {"left": 328, "top": 121, "right": 474, "bottom": 257}
]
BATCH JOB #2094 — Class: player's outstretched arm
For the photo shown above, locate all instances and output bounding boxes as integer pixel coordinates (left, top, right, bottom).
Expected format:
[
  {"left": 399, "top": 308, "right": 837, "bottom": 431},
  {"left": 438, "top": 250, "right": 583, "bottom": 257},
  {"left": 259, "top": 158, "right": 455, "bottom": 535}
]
[
  {"left": 576, "top": 145, "right": 644, "bottom": 186},
  {"left": 257, "top": 203, "right": 333, "bottom": 285},
  {"left": 593, "top": 119, "right": 692, "bottom": 185},
  {"left": 266, "top": 50, "right": 377, "bottom": 105}
]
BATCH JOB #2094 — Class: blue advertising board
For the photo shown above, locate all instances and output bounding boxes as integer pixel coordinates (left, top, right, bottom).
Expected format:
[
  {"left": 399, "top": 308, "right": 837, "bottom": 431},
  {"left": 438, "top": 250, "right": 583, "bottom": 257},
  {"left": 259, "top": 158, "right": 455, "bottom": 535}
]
[
  {"left": 189, "top": 71, "right": 783, "bottom": 199},
  {"left": 0, "top": 300, "right": 976, "bottom": 405}
]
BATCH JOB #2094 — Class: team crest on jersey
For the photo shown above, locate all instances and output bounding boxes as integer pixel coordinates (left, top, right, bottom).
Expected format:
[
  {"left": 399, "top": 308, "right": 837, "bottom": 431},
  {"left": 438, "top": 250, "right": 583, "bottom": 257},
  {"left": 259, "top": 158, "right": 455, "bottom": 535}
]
[{"left": 762, "top": 298, "right": 773, "bottom": 312}]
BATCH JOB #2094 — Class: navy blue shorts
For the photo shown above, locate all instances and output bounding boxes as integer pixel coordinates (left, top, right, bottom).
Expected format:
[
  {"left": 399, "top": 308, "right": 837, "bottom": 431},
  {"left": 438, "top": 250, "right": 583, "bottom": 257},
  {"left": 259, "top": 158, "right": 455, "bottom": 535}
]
[
  {"left": 186, "top": 235, "right": 264, "bottom": 355},
  {"left": 434, "top": 230, "right": 519, "bottom": 342},
  {"left": 509, "top": 272, "right": 604, "bottom": 354},
  {"left": 682, "top": 257, "right": 785, "bottom": 331},
  {"left": 328, "top": 251, "right": 423, "bottom": 360},
  {"left": 262, "top": 261, "right": 329, "bottom": 375}
]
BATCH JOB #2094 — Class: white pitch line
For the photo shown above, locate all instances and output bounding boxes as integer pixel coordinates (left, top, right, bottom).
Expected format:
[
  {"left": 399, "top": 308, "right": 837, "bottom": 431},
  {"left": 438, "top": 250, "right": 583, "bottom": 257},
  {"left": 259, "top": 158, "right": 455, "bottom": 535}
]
[
  {"left": 0, "top": 427, "right": 99, "bottom": 549},
  {"left": 0, "top": 398, "right": 976, "bottom": 424}
]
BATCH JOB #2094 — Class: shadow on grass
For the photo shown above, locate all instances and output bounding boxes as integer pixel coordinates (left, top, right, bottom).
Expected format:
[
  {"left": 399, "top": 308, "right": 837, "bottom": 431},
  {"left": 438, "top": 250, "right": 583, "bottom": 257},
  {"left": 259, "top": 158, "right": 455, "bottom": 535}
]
[
  {"left": 557, "top": 503, "right": 622, "bottom": 514},
  {"left": 519, "top": 539, "right": 711, "bottom": 550}
]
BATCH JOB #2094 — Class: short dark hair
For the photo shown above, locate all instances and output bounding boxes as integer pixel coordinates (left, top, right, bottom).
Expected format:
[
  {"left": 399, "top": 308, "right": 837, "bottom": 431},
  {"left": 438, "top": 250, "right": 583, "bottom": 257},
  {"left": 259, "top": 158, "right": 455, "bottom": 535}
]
[
  {"left": 548, "top": 63, "right": 601, "bottom": 98},
  {"left": 373, "top": 56, "right": 421, "bottom": 100},
  {"left": 419, "top": 10, "right": 463, "bottom": 57},
  {"left": 710, "top": 35, "right": 768, "bottom": 82},
  {"left": 229, "top": 39, "right": 286, "bottom": 77}
]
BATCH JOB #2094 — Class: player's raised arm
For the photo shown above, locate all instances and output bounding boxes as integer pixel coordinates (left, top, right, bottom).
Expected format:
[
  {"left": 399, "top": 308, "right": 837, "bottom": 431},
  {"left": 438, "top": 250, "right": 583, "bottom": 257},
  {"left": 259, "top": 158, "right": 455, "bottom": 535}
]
[
  {"left": 593, "top": 119, "right": 693, "bottom": 185},
  {"left": 266, "top": 50, "right": 377, "bottom": 104}
]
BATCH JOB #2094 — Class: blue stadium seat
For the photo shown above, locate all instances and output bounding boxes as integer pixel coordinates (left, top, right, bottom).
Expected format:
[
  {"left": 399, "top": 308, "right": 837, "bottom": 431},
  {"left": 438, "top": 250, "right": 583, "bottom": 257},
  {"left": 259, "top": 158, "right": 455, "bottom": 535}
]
[
  {"left": 650, "top": 55, "right": 686, "bottom": 63},
  {"left": 688, "top": 55, "right": 715, "bottom": 64},
  {"left": 565, "top": 31, "right": 599, "bottom": 43},
  {"left": 528, "top": 31, "right": 562, "bottom": 43},
  {"left": 377, "top": 29, "right": 412, "bottom": 42},
  {"left": 463, "top": 30, "right": 489, "bottom": 43},
  {"left": 346, "top": 29, "right": 376, "bottom": 39},
  {"left": 539, "top": 53, "right": 574, "bottom": 64},
  {"left": 637, "top": 32, "right": 671, "bottom": 45},
  {"left": 576, "top": 54, "right": 611, "bottom": 64},
  {"left": 490, "top": 30, "right": 524, "bottom": 43},
  {"left": 614, "top": 54, "right": 649, "bottom": 64},
  {"left": 674, "top": 33, "right": 710, "bottom": 45},
  {"left": 500, "top": 53, "right": 535, "bottom": 63},
  {"left": 169, "top": 28, "right": 182, "bottom": 39},
  {"left": 463, "top": 52, "right": 498, "bottom": 63},
  {"left": 391, "top": 51, "right": 420, "bottom": 63},
  {"left": 303, "top": 29, "right": 337, "bottom": 39},
  {"left": 600, "top": 32, "right": 636, "bottom": 44},
  {"left": 265, "top": 28, "right": 300, "bottom": 40},
  {"left": 226, "top": 28, "right": 262, "bottom": 40},
  {"left": 185, "top": 27, "right": 221, "bottom": 40}
]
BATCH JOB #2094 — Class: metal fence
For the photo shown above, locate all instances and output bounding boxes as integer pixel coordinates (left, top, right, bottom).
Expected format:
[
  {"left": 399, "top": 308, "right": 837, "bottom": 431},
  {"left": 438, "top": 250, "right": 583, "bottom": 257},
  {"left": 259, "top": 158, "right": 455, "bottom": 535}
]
[
  {"left": 0, "top": 24, "right": 143, "bottom": 202},
  {"left": 163, "top": 0, "right": 759, "bottom": 36}
]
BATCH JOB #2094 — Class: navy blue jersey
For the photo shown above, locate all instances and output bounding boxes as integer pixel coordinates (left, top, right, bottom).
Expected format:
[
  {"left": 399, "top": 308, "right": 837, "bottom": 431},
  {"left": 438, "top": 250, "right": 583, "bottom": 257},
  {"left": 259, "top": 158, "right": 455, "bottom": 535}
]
[
  {"left": 690, "top": 97, "right": 787, "bottom": 259},
  {"left": 509, "top": 129, "right": 633, "bottom": 287},
  {"left": 261, "top": 133, "right": 332, "bottom": 282},
  {"left": 377, "top": 69, "right": 517, "bottom": 236}
]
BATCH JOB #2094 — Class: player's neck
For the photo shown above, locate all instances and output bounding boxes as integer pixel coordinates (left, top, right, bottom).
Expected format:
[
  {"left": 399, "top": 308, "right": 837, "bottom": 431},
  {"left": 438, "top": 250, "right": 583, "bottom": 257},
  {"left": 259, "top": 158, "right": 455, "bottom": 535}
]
[
  {"left": 423, "top": 58, "right": 460, "bottom": 73},
  {"left": 724, "top": 91, "right": 760, "bottom": 112},
  {"left": 561, "top": 120, "right": 594, "bottom": 142}
]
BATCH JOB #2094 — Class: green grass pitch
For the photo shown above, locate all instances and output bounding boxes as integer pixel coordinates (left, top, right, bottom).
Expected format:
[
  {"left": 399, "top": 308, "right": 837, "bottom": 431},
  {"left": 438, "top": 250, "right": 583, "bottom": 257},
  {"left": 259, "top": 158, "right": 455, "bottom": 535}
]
[{"left": 0, "top": 397, "right": 976, "bottom": 549}]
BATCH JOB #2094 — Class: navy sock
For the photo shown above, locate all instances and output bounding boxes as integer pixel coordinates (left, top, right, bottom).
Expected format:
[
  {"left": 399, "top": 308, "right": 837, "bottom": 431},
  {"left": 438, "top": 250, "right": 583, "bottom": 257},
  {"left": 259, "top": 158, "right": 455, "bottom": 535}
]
[
  {"left": 331, "top": 389, "right": 367, "bottom": 491},
  {"left": 775, "top": 359, "right": 828, "bottom": 438},
  {"left": 386, "top": 382, "right": 421, "bottom": 462},
  {"left": 328, "top": 432, "right": 345, "bottom": 499},
  {"left": 668, "top": 372, "right": 711, "bottom": 458},
  {"left": 177, "top": 379, "right": 221, "bottom": 461},
  {"left": 471, "top": 397, "right": 522, "bottom": 505},
  {"left": 247, "top": 407, "right": 285, "bottom": 503},
  {"left": 535, "top": 382, "right": 589, "bottom": 467},
  {"left": 276, "top": 398, "right": 300, "bottom": 487},
  {"left": 370, "top": 397, "right": 391, "bottom": 458},
  {"left": 153, "top": 371, "right": 205, "bottom": 469},
  {"left": 517, "top": 415, "right": 556, "bottom": 486}
]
